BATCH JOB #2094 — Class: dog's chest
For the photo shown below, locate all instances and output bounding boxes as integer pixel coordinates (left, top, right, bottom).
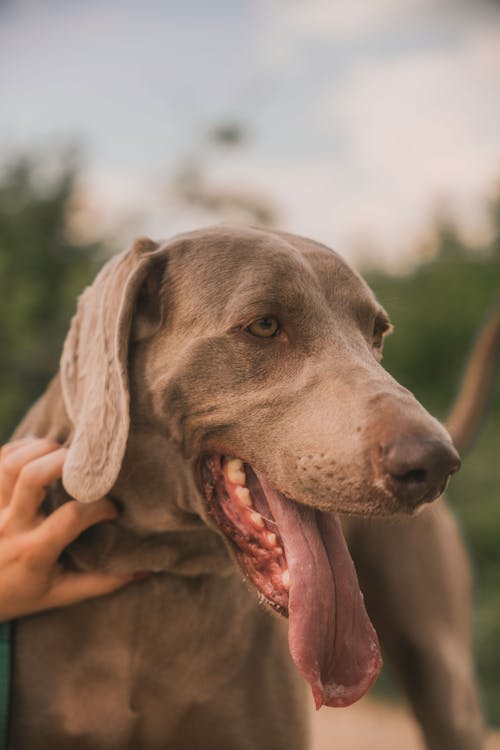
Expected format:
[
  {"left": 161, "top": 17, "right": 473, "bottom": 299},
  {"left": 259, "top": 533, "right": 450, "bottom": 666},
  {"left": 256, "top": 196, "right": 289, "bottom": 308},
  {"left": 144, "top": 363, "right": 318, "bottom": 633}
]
[{"left": 9, "top": 573, "right": 306, "bottom": 750}]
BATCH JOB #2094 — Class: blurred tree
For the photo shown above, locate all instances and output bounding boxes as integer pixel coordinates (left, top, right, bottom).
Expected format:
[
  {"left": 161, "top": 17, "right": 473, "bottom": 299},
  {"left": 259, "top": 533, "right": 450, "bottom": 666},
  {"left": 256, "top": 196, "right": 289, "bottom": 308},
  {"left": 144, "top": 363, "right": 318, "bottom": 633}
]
[
  {"left": 366, "top": 220, "right": 499, "bottom": 418},
  {"left": 171, "top": 121, "right": 278, "bottom": 226},
  {"left": 0, "top": 156, "right": 101, "bottom": 440},
  {"left": 209, "top": 122, "right": 245, "bottom": 147}
]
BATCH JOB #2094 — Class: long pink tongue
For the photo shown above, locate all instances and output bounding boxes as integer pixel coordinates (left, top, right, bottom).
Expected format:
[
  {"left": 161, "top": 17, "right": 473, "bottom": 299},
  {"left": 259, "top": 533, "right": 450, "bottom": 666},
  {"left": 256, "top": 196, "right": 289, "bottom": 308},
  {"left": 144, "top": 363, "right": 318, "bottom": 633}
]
[{"left": 257, "top": 473, "right": 382, "bottom": 708}]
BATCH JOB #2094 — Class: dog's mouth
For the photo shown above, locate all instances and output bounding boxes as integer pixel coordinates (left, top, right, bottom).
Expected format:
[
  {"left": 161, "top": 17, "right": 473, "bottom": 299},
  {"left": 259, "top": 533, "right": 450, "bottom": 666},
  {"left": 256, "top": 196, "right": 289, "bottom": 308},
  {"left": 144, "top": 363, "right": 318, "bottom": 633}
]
[{"left": 199, "top": 454, "right": 382, "bottom": 708}]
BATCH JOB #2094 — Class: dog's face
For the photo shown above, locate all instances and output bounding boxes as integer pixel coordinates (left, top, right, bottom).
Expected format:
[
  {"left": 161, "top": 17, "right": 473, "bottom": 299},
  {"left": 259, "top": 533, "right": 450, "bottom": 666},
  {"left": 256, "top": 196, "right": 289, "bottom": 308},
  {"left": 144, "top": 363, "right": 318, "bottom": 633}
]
[{"left": 60, "top": 225, "right": 459, "bottom": 710}]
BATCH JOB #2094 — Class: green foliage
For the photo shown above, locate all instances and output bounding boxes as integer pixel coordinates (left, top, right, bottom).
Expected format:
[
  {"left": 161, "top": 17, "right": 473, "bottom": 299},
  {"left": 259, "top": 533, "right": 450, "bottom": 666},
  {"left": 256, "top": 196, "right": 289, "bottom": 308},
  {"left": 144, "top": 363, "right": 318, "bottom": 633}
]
[
  {"left": 365, "top": 213, "right": 500, "bottom": 725},
  {"left": 0, "top": 157, "right": 101, "bottom": 440}
]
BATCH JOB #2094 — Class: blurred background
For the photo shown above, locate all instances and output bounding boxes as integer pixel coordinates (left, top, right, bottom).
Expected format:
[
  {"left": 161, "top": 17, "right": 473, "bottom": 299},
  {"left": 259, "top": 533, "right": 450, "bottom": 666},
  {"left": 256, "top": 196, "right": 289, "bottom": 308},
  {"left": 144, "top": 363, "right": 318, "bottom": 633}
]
[{"left": 1, "top": 0, "right": 499, "bottom": 735}]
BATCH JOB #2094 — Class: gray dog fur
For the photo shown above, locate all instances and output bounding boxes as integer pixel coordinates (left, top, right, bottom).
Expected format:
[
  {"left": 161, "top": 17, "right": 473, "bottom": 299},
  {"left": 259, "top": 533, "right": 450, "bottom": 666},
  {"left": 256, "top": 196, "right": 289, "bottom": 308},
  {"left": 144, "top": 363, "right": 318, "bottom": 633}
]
[{"left": 10, "top": 225, "right": 483, "bottom": 749}]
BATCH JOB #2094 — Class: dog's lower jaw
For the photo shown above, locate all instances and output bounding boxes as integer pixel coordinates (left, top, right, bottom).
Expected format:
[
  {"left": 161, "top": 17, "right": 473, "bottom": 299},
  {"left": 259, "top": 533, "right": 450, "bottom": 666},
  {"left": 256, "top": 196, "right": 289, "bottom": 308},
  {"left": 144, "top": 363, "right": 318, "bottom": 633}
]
[
  {"left": 201, "top": 455, "right": 290, "bottom": 612},
  {"left": 199, "top": 453, "right": 382, "bottom": 709}
]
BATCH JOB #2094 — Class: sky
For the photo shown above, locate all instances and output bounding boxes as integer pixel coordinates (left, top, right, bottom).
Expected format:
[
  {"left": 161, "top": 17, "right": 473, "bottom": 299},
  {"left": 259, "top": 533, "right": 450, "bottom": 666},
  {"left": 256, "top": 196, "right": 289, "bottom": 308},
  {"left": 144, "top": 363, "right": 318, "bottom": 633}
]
[{"left": 1, "top": 0, "right": 500, "bottom": 268}]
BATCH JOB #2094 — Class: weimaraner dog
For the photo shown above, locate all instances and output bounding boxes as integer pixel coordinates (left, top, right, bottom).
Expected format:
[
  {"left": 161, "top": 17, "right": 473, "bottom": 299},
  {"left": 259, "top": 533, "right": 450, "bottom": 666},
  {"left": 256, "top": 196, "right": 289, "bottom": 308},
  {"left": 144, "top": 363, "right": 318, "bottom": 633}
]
[{"left": 10, "top": 225, "right": 481, "bottom": 749}]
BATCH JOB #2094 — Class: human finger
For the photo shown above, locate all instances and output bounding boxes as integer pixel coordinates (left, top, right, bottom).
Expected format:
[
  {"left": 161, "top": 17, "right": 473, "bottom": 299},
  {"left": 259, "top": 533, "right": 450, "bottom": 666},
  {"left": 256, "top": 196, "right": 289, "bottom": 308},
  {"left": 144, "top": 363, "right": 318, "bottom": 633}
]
[
  {"left": 6, "top": 447, "right": 67, "bottom": 528},
  {"left": 39, "top": 570, "right": 136, "bottom": 611},
  {"left": 0, "top": 437, "right": 38, "bottom": 459},
  {"left": 0, "top": 438, "right": 60, "bottom": 507},
  {"left": 32, "top": 497, "right": 119, "bottom": 561}
]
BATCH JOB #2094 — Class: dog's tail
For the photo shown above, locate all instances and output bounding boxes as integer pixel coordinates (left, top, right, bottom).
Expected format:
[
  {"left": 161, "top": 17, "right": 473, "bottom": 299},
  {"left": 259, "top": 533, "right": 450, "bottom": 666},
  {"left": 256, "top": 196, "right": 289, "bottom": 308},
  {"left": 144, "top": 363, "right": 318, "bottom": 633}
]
[{"left": 446, "top": 301, "right": 500, "bottom": 454}]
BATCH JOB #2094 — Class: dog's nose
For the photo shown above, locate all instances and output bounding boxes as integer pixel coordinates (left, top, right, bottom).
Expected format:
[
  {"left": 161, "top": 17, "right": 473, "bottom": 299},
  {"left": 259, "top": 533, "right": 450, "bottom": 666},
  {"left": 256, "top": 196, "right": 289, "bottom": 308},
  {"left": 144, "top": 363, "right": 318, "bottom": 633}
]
[{"left": 381, "top": 436, "right": 461, "bottom": 507}]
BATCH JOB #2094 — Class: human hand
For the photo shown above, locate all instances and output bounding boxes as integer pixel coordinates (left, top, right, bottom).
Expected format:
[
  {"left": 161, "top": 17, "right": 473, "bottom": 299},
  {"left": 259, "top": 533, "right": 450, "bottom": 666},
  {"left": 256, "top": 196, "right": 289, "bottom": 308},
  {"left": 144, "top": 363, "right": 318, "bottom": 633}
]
[{"left": 0, "top": 438, "right": 134, "bottom": 621}]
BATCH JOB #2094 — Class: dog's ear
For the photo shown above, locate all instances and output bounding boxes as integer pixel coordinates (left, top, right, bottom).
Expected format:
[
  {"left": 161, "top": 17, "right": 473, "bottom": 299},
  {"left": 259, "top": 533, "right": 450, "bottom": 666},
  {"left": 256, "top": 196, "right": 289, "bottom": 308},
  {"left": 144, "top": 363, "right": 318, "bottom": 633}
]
[{"left": 60, "top": 237, "right": 165, "bottom": 503}]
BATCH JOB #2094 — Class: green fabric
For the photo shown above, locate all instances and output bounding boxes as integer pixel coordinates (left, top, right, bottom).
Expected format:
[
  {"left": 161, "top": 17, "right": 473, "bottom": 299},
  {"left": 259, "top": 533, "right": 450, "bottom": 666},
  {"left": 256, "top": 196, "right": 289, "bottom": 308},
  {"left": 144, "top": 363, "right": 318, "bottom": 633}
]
[{"left": 0, "top": 621, "right": 11, "bottom": 750}]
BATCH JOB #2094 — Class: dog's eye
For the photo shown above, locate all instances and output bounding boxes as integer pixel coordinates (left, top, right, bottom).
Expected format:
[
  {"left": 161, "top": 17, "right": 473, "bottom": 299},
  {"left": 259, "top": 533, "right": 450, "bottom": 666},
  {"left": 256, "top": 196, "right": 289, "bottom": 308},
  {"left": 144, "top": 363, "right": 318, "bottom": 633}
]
[
  {"left": 373, "top": 329, "right": 384, "bottom": 351},
  {"left": 372, "top": 316, "right": 392, "bottom": 359},
  {"left": 246, "top": 317, "right": 281, "bottom": 338}
]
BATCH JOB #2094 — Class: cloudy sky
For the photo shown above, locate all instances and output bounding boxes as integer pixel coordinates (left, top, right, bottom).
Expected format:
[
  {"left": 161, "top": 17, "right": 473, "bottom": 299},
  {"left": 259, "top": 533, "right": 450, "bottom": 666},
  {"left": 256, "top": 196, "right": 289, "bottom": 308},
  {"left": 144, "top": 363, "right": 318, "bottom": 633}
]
[{"left": 1, "top": 0, "right": 500, "bottom": 267}]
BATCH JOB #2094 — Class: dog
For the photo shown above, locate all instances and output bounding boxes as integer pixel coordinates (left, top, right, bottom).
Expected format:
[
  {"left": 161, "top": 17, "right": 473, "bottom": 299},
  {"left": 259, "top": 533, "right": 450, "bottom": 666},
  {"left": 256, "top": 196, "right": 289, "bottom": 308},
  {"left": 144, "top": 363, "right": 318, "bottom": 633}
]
[{"left": 10, "top": 225, "right": 466, "bottom": 749}]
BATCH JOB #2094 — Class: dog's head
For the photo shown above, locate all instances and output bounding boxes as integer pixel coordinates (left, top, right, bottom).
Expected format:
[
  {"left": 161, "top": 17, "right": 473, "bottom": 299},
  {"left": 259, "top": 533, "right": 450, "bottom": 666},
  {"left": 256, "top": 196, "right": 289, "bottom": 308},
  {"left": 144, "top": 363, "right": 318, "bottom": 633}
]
[{"left": 60, "top": 224, "right": 460, "bottom": 709}]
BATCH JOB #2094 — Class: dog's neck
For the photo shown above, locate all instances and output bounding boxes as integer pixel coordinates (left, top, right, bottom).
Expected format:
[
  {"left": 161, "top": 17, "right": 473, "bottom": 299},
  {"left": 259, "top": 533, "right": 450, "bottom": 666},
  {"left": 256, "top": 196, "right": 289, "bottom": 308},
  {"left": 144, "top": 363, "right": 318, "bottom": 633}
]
[{"left": 14, "top": 374, "right": 232, "bottom": 578}]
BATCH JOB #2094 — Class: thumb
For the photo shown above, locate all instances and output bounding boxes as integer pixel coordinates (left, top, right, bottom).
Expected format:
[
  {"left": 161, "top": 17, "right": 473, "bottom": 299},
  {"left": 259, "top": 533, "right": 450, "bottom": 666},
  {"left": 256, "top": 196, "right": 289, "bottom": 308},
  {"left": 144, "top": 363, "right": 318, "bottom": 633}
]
[{"left": 43, "top": 571, "right": 137, "bottom": 610}]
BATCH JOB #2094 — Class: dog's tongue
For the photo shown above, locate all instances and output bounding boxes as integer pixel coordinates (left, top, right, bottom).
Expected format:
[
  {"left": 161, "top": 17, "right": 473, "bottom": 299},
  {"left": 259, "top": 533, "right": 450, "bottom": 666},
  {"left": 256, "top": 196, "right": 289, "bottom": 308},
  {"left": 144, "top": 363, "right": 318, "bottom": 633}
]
[{"left": 256, "top": 472, "right": 382, "bottom": 708}]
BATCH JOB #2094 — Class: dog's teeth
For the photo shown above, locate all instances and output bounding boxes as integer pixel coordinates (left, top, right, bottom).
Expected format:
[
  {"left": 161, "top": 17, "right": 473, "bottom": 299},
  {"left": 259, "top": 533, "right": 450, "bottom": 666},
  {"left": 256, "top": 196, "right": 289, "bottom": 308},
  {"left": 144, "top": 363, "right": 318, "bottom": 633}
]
[
  {"left": 266, "top": 532, "right": 277, "bottom": 547},
  {"left": 275, "top": 546, "right": 284, "bottom": 557},
  {"left": 281, "top": 569, "right": 290, "bottom": 591},
  {"left": 226, "top": 458, "right": 246, "bottom": 485},
  {"left": 249, "top": 511, "right": 265, "bottom": 529},
  {"left": 235, "top": 486, "right": 252, "bottom": 507}
]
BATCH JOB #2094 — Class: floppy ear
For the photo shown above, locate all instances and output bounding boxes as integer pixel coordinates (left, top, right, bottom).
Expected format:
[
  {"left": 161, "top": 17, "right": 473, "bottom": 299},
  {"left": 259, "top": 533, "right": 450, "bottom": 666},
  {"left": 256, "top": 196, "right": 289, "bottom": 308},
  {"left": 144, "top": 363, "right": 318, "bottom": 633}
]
[{"left": 61, "top": 237, "right": 165, "bottom": 503}]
